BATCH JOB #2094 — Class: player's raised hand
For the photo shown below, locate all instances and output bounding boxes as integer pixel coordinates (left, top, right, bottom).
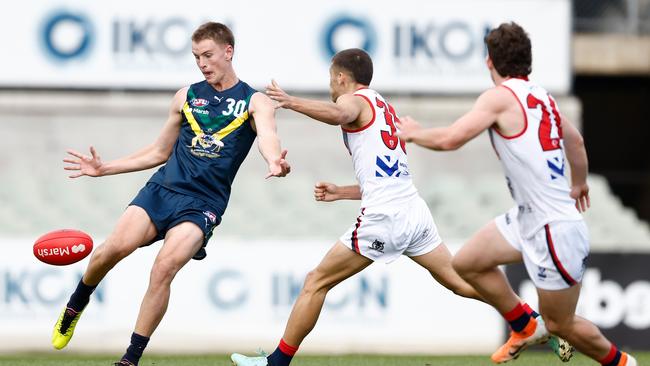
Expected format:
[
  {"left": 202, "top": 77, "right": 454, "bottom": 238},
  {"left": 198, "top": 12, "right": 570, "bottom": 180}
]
[
  {"left": 395, "top": 116, "right": 423, "bottom": 142},
  {"left": 265, "top": 149, "right": 291, "bottom": 179},
  {"left": 570, "top": 183, "right": 591, "bottom": 212},
  {"left": 265, "top": 79, "right": 292, "bottom": 109},
  {"left": 63, "top": 146, "right": 104, "bottom": 178},
  {"left": 314, "top": 182, "right": 340, "bottom": 202}
]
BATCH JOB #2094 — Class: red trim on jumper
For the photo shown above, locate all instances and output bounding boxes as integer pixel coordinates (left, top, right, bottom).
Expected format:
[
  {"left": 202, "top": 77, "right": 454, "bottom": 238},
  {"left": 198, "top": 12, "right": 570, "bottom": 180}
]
[
  {"left": 600, "top": 344, "right": 619, "bottom": 365},
  {"left": 503, "top": 303, "right": 526, "bottom": 322},
  {"left": 350, "top": 208, "right": 366, "bottom": 253},
  {"left": 278, "top": 338, "right": 299, "bottom": 356},
  {"left": 545, "top": 224, "right": 578, "bottom": 286},
  {"left": 341, "top": 94, "right": 376, "bottom": 133},
  {"left": 493, "top": 85, "right": 528, "bottom": 139}
]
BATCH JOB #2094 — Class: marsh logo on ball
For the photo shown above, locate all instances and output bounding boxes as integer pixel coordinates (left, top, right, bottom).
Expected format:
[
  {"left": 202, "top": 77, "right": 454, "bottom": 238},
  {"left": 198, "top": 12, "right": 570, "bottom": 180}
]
[{"left": 71, "top": 244, "right": 87, "bottom": 253}]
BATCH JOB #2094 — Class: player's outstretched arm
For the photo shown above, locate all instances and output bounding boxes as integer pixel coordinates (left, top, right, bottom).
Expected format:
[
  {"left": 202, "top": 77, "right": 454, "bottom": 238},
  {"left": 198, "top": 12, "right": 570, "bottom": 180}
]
[
  {"left": 562, "top": 116, "right": 590, "bottom": 212},
  {"left": 314, "top": 182, "right": 361, "bottom": 202},
  {"left": 250, "top": 92, "right": 291, "bottom": 179},
  {"left": 63, "top": 88, "right": 186, "bottom": 178},
  {"left": 397, "top": 88, "right": 502, "bottom": 151},
  {"left": 266, "top": 80, "right": 362, "bottom": 126}
]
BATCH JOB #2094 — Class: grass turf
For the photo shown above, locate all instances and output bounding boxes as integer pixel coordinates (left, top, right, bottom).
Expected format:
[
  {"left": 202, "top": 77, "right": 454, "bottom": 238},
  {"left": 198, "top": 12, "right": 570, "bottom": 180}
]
[{"left": 0, "top": 352, "right": 648, "bottom": 365}]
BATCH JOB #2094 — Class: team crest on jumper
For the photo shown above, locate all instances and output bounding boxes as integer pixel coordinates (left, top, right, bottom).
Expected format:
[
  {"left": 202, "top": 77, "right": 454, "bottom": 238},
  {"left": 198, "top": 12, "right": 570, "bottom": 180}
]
[{"left": 189, "top": 133, "right": 224, "bottom": 158}]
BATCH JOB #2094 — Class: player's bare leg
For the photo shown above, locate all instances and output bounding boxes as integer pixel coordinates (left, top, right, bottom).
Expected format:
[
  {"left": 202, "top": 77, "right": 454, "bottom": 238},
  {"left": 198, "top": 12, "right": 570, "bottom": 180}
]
[
  {"left": 116, "top": 221, "right": 204, "bottom": 366},
  {"left": 410, "top": 243, "right": 482, "bottom": 300},
  {"left": 85, "top": 206, "right": 159, "bottom": 285},
  {"left": 452, "top": 221, "right": 552, "bottom": 363},
  {"left": 539, "top": 286, "right": 636, "bottom": 365},
  {"left": 281, "top": 241, "right": 372, "bottom": 346},
  {"left": 231, "top": 241, "right": 372, "bottom": 366},
  {"left": 452, "top": 221, "right": 523, "bottom": 313},
  {"left": 52, "top": 206, "right": 158, "bottom": 350}
]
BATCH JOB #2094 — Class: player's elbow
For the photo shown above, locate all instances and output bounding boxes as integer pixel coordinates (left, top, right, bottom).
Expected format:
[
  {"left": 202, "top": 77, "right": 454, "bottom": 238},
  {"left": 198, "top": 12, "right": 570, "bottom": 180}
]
[
  {"left": 572, "top": 134, "right": 585, "bottom": 150},
  {"left": 438, "top": 136, "right": 463, "bottom": 151},
  {"left": 152, "top": 147, "right": 172, "bottom": 165}
]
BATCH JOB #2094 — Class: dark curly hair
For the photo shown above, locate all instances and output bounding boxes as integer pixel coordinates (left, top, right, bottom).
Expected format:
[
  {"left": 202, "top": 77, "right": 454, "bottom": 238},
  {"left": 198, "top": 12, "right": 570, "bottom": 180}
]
[{"left": 485, "top": 22, "right": 532, "bottom": 78}]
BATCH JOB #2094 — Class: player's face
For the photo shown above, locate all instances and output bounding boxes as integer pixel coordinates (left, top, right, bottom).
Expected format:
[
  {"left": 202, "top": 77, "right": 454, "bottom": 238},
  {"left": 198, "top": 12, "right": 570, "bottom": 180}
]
[{"left": 192, "top": 39, "right": 233, "bottom": 84}]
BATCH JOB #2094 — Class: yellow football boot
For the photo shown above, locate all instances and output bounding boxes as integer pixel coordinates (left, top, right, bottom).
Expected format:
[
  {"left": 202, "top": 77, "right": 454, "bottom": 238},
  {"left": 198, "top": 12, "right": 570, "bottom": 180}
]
[{"left": 52, "top": 307, "right": 83, "bottom": 350}]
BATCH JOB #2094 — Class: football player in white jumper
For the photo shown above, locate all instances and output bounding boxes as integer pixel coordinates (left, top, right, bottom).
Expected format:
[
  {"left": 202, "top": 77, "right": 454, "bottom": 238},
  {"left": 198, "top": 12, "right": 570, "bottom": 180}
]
[
  {"left": 397, "top": 22, "right": 636, "bottom": 366},
  {"left": 231, "top": 48, "right": 560, "bottom": 366}
]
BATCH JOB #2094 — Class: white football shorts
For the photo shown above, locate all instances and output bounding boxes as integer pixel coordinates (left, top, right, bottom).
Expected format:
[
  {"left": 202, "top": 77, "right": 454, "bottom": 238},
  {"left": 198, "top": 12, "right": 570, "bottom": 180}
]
[
  {"left": 495, "top": 206, "right": 590, "bottom": 290},
  {"left": 340, "top": 197, "right": 442, "bottom": 263}
]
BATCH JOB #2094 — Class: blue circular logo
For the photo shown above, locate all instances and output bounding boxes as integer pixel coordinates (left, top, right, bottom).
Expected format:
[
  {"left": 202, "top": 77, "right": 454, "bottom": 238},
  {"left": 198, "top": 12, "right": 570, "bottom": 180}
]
[
  {"left": 41, "top": 10, "right": 94, "bottom": 61},
  {"left": 321, "top": 15, "right": 376, "bottom": 58}
]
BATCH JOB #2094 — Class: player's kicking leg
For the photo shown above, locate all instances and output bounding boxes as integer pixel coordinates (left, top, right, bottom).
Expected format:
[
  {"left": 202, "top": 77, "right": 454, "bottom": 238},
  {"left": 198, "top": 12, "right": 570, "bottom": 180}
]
[
  {"left": 52, "top": 206, "right": 157, "bottom": 350},
  {"left": 231, "top": 241, "right": 372, "bottom": 366},
  {"left": 409, "top": 240, "right": 571, "bottom": 362},
  {"left": 539, "top": 284, "right": 636, "bottom": 365},
  {"left": 452, "top": 221, "right": 557, "bottom": 363},
  {"left": 114, "top": 221, "right": 204, "bottom": 366}
]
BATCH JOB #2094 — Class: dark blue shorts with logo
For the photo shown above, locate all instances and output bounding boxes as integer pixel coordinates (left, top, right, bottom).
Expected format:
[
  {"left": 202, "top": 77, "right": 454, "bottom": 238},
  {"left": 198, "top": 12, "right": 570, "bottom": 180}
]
[{"left": 129, "top": 182, "right": 221, "bottom": 260}]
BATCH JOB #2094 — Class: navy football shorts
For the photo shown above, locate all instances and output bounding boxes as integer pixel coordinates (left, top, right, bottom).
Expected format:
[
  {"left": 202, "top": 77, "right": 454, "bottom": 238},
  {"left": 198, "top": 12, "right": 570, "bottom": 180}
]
[{"left": 129, "top": 182, "right": 222, "bottom": 260}]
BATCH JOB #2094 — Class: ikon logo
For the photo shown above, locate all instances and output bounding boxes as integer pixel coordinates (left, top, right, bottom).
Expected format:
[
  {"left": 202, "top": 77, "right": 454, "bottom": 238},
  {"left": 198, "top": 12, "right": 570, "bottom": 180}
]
[{"left": 71, "top": 244, "right": 86, "bottom": 254}]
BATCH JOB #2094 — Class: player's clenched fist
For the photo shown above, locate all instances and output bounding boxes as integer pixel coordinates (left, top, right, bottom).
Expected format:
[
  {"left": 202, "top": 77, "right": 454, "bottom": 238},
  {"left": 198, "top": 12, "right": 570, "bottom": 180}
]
[{"left": 314, "top": 182, "right": 339, "bottom": 202}]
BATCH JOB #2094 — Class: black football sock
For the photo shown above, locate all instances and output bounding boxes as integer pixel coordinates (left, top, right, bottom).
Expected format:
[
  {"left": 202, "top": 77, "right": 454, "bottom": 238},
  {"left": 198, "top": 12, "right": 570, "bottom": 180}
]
[
  {"left": 600, "top": 344, "right": 623, "bottom": 366},
  {"left": 121, "top": 332, "right": 150, "bottom": 366},
  {"left": 267, "top": 339, "right": 298, "bottom": 366},
  {"left": 503, "top": 303, "right": 532, "bottom": 333},
  {"left": 66, "top": 278, "right": 97, "bottom": 312},
  {"left": 522, "top": 303, "right": 540, "bottom": 318}
]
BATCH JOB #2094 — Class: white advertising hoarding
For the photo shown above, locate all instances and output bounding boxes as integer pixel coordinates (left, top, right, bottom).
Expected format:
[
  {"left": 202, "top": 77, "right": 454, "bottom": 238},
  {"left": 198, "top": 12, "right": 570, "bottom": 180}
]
[
  {"left": 0, "top": 0, "right": 570, "bottom": 93},
  {"left": 0, "top": 238, "right": 501, "bottom": 354}
]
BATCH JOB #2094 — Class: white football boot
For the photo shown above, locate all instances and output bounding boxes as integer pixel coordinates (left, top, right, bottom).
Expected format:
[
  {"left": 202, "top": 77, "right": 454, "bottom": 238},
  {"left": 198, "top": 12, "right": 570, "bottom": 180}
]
[{"left": 231, "top": 353, "right": 268, "bottom": 366}]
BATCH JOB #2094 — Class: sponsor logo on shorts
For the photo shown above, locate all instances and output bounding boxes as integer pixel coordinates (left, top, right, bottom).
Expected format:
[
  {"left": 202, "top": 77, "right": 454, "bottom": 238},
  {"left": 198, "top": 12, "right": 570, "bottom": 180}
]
[
  {"left": 505, "top": 212, "right": 511, "bottom": 225},
  {"left": 369, "top": 239, "right": 384, "bottom": 253},
  {"left": 518, "top": 203, "right": 533, "bottom": 214},
  {"left": 203, "top": 211, "right": 217, "bottom": 224},
  {"left": 537, "top": 267, "right": 547, "bottom": 280},
  {"left": 190, "top": 98, "right": 209, "bottom": 107}
]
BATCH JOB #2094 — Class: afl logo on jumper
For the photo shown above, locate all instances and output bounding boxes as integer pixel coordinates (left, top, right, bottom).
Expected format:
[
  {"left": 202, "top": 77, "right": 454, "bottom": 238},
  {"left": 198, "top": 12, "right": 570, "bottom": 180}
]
[{"left": 191, "top": 98, "right": 209, "bottom": 107}]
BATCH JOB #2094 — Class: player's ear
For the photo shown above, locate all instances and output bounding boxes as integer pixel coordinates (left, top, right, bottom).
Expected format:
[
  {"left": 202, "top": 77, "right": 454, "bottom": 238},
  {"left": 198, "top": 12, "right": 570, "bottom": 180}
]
[
  {"left": 486, "top": 55, "right": 493, "bottom": 69},
  {"left": 225, "top": 44, "right": 234, "bottom": 61},
  {"left": 337, "top": 71, "right": 346, "bottom": 85}
]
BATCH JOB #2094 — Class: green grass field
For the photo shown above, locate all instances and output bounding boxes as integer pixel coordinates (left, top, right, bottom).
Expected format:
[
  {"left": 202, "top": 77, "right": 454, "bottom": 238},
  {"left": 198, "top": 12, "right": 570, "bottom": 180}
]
[{"left": 0, "top": 352, "right": 648, "bottom": 366}]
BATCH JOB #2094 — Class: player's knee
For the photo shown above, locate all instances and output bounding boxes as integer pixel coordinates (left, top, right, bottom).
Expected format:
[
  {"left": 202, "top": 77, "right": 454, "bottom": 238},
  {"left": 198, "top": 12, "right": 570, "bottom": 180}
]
[
  {"left": 91, "top": 242, "right": 127, "bottom": 266},
  {"left": 302, "top": 269, "right": 332, "bottom": 295},
  {"left": 150, "top": 258, "right": 181, "bottom": 286},
  {"left": 541, "top": 314, "right": 572, "bottom": 337},
  {"left": 102, "top": 235, "right": 136, "bottom": 261},
  {"left": 451, "top": 255, "right": 472, "bottom": 278}
]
